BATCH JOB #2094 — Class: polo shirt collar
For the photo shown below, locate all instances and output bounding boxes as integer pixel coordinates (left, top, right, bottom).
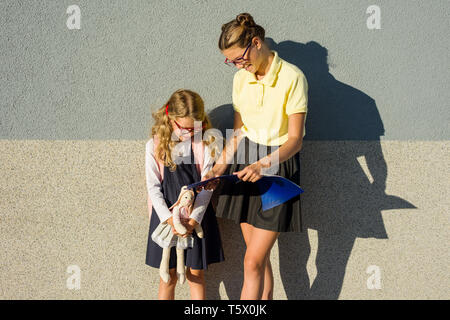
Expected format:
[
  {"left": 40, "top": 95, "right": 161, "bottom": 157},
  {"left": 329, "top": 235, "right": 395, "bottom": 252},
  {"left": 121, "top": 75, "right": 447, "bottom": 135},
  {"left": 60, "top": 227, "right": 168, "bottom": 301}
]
[{"left": 247, "top": 50, "right": 282, "bottom": 86}]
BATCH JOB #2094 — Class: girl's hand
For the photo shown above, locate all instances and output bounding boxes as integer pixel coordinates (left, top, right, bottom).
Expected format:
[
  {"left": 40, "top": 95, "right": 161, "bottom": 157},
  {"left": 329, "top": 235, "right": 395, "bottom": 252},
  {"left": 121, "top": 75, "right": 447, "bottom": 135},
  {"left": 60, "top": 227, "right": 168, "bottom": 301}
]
[
  {"left": 174, "top": 217, "right": 195, "bottom": 238},
  {"left": 233, "top": 161, "right": 264, "bottom": 183},
  {"left": 183, "top": 218, "right": 198, "bottom": 237},
  {"left": 167, "top": 216, "right": 187, "bottom": 237},
  {"left": 166, "top": 216, "right": 174, "bottom": 227},
  {"left": 196, "top": 169, "right": 221, "bottom": 192}
]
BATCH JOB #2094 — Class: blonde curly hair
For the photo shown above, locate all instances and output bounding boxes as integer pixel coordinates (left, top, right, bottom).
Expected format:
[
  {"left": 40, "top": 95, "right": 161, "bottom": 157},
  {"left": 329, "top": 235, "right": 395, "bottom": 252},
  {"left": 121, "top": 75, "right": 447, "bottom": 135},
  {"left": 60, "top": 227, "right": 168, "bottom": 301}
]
[{"left": 150, "top": 89, "right": 217, "bottom": 172}]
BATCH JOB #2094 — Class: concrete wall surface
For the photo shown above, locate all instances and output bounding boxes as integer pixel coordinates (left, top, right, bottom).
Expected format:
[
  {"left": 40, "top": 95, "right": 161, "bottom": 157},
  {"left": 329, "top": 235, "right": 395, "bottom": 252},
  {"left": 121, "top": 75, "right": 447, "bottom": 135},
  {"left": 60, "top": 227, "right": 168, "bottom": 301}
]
[{"left": 1, "top": 0, "right": 449, "bottom": 299}]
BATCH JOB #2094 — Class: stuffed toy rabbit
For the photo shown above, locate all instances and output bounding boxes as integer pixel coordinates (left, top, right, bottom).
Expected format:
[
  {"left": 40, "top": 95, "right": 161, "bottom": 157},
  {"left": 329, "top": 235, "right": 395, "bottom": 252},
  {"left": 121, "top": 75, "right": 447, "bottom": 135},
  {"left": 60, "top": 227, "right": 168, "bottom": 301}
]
[{"left": 151, "top": 186, "right": 204, "bottom": 284}]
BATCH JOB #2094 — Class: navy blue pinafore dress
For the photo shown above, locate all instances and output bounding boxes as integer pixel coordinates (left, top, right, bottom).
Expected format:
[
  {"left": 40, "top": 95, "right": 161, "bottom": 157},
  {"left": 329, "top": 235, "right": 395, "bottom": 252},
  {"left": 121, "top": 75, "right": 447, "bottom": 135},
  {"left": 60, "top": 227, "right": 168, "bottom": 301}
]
[{"left": 145, "top": 142, "right": 225, "bottom": 270}]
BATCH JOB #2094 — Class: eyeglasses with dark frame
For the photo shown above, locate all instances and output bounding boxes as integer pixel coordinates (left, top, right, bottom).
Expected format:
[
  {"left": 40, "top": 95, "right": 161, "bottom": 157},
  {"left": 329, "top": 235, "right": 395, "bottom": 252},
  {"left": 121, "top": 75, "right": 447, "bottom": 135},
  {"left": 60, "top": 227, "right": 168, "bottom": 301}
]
[{"left": 224, "top": 42, "right": 252, "bottom": 66}]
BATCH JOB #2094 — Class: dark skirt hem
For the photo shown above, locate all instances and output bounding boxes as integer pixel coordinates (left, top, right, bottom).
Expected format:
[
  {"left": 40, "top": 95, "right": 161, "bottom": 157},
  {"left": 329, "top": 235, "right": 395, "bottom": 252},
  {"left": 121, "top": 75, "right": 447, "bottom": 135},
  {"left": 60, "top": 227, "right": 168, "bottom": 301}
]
[
  {"left": 145, "top": 256, "right": 225, "bottom": 271},
  {"left": 216, "top": 206, "right": 302, "bottom": 233}
]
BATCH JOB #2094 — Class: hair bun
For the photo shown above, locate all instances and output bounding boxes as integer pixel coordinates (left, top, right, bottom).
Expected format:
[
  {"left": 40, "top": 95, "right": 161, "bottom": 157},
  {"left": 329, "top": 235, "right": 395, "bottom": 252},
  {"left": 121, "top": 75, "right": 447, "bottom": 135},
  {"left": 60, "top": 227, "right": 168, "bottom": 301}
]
[{"left": 236, "top": 13, "right": 255, "bottom": 28}]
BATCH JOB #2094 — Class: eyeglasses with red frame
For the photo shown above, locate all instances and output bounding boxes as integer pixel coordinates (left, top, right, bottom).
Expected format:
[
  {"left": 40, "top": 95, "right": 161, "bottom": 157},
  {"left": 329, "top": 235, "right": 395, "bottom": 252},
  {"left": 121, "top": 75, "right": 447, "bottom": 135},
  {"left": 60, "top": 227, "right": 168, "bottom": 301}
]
[
  {"left": 166, "top": 104, "right": 206, "bottom": 134},
  {"left": 173, "top": 119, "right": 206, "bottom": 134},
  {"left": 224, "top": 42, "right": 252, "bottom": 66}
]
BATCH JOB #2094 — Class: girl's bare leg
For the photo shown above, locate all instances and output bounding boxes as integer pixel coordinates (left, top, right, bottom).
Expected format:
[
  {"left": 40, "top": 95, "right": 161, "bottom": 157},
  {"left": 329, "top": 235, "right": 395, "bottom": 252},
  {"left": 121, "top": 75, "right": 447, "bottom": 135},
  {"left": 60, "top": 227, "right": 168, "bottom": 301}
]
[
  {"left": 262, "top": 253, "right": 274, "bottom": 300},
  {"left": 240, "top": 223, "right": 279, "bottom": 300},
  {"left": 158, "top": 268, "right": 177, "bottom": 300},
  {"left": 186, "top": 267, "right": 206, "bottom": 300},
  {"left": 241, "top": 223, "right": 274, "bottom": 300}
]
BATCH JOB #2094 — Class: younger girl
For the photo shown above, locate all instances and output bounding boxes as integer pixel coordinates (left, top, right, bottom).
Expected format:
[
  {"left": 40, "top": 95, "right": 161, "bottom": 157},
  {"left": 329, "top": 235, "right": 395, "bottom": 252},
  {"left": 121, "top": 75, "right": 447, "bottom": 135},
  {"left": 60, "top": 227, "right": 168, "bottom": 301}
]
[{"left": 145, "top": 89, "right": 224, "bottom": 300}]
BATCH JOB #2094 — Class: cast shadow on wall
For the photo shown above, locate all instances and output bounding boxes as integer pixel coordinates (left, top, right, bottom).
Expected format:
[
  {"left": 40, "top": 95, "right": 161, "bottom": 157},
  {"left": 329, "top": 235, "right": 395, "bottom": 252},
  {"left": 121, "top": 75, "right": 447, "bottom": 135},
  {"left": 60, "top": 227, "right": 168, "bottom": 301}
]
[{"left": 205, "top": 39, "right": 415, "bottom": 300}]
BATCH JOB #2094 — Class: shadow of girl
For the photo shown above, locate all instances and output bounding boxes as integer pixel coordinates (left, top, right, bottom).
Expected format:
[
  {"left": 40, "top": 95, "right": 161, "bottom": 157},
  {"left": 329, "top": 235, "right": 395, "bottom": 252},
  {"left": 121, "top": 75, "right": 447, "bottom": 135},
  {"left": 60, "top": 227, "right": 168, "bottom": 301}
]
[{"left": 270, "top": 39, "right": 416, "bottom": 299}]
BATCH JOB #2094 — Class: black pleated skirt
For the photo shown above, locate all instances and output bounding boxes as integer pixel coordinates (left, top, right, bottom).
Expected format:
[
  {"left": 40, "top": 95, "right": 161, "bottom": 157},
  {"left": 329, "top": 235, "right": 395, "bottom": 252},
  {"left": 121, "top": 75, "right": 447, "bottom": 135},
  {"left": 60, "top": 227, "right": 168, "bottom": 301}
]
[{"left": 213, "top": 136, "right": 303, "bottom": 233}]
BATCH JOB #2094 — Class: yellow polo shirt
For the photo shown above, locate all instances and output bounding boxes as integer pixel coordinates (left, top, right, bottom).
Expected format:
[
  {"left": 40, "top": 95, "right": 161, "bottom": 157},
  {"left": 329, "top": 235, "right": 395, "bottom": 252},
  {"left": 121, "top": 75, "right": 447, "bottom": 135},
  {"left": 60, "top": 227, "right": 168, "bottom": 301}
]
[{"left": 232, "top": 50, "right": 308, "bottom": 146}]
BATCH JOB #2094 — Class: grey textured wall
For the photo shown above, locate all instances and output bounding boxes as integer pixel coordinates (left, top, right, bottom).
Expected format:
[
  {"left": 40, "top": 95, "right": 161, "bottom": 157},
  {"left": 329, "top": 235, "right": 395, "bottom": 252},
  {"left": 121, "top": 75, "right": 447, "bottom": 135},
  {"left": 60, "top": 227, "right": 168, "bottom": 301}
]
[
  {"left": 1, "top": 0, "right": 449, "bottom": 140},
  {"left": 1, "top": 0, "right": 449, "bottom": 300}
]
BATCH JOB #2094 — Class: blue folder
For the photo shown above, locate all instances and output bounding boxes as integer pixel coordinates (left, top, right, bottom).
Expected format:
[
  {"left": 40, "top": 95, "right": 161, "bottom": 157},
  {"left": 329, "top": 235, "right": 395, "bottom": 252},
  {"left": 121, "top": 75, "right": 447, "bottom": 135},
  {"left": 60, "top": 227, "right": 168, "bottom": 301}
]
[{"left": 187, "top": 174, "right": 304, "bottom": 211}]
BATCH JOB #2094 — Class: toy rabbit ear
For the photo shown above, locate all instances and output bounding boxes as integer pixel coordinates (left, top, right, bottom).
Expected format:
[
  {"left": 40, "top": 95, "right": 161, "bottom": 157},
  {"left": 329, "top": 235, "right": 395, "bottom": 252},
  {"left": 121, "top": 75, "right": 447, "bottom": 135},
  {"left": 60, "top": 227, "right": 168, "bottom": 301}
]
[
  {"left": 168, "top": 201, "right": 178, "bottom": 211},
  {"left": 168, "top": 186, "right": 190, "bottom": 211},
  {"left": 168, "top": 193, "right": 182, "bottom": 211},
  {"left": 187, "top": 201, "right": 194, "bottom": 214}
]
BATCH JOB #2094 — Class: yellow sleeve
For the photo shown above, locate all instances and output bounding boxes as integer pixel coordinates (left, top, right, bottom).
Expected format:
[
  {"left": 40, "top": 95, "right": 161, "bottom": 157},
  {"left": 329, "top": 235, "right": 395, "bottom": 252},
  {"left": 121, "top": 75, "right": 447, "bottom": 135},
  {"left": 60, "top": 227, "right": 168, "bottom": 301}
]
[
  {"left": 285, "top": 73, "right": 308, "bottom": 116},
  {"left": 232, "top": 71, "right": 242, "bottom": 113}
]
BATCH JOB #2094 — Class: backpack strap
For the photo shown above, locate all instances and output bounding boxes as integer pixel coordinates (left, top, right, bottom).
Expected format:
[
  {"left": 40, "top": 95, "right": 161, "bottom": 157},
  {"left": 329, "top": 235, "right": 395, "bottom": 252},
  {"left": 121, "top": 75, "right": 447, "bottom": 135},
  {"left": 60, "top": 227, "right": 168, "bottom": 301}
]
[{"left": 147, "top": 135, "right": 204, "bottom": 220}]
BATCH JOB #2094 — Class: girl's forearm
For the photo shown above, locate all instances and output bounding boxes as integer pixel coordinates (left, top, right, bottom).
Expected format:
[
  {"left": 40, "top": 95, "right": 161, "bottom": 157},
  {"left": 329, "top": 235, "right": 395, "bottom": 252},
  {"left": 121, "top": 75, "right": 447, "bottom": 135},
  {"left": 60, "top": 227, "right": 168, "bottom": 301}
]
[
  {"left": 258, "top": 137, "right": 303, "bottom": 168},
  {"left": 213, "top": 130, "right": 244, "bottom": 175},
  {"left": 212, "top": 131, "right": 302, "bottom": 173}
]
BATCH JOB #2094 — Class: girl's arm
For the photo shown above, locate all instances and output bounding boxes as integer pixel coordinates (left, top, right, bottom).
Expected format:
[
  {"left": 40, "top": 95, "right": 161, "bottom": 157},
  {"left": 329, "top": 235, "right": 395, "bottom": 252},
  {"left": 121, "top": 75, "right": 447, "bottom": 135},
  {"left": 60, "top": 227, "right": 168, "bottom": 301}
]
[
  {"left": 189, "top": 190, "right": 213, "bottom": 225},
  {"left": 145, "top": 139, "right": 173, "bottom": 223},
  {"left": 260, "top": 112, "right": 306, "bottom": 168},
  {"left": 234, "top": 113, "right": 305, "bottom": 183},
  {"left": 190, "top": 143, "right": 215, "bottom": 224},
  {"left": 211, "top": 111, "right": 245, "bottom": 176},
  {"left": 263, "top": 73, "right": 308, "bottom": 167}
]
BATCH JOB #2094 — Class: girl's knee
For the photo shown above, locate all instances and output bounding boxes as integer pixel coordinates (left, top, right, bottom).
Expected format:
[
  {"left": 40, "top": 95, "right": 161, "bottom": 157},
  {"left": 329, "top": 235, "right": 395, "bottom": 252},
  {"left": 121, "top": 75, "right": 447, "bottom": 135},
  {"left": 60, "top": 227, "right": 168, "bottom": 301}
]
[
  {"left": 244, "top": 254, "right": 265, "bottom": 273},
  {"left": 160, "top": 268, "right": 178, "bottom": 287},
  {"left": 186, "top": 268, "right": 204, "bottom": 282}
]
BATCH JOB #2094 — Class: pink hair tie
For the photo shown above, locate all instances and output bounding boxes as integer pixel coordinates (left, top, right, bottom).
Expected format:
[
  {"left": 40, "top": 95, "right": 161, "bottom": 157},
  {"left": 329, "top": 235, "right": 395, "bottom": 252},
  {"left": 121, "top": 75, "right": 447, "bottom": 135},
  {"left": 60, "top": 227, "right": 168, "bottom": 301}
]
[{"left": 165, "top": 104, "right": 169, "bottom": 116}]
